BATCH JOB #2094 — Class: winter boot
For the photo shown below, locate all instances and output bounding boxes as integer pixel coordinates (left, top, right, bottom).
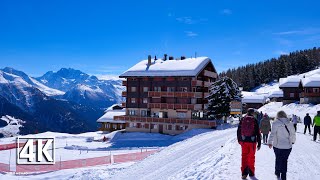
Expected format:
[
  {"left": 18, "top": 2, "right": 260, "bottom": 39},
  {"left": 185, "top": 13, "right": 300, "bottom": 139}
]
[
  {"left": 275, "top": 171, "right": 280, "bottom": 178},
  {"left": 241, "top": 175, "right": 247, "bottom": 179}
]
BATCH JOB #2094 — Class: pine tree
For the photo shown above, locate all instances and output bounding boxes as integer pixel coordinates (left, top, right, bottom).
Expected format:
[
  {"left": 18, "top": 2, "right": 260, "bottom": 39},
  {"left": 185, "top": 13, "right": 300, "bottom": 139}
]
[{"left": 207, "top": 77, "right": 242, "bottom": 118}]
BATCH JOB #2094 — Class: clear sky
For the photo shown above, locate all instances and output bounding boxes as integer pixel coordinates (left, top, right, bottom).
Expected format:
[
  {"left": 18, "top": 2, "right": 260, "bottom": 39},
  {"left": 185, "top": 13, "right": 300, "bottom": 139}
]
[{"left": 0, "top": 0, "right": 320, "bottom": 77}]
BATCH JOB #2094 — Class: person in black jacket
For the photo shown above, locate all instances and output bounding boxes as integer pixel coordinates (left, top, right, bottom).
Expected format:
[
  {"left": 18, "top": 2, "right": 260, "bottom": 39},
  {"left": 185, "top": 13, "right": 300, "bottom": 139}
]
[
  {"left": 304, "top": 113, "right": 312, "bottom": 134},
  {"left": 237, "top": 108, "right": 261, "bottom": 179}
]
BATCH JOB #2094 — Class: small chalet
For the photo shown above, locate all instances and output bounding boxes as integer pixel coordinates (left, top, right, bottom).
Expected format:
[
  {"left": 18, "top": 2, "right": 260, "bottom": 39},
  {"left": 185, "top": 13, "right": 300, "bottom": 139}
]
[
  {"left": 242, "top": 95, "right": 267, "bottom": 110},
  {"left": 300, "top": 76, "right": 320, "bottom": 104},
  {"left": 97, "top": 104, "right": 126, "bottom": 132},
  {"left": 279, "top": 76, "right": 303, "bottom": 104},
  {"left": 268, "top": 90, "right": 284, "bottom": 102}
]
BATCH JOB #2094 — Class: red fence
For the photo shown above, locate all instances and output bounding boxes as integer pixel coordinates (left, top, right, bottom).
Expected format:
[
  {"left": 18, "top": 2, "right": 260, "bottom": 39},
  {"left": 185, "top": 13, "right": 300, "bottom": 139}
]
[
  {"left": 0, "top": 141, "right": 47, "bottom": 151},
  {"left": 0, "top": 150, "right": 158, "bottom": 173}
]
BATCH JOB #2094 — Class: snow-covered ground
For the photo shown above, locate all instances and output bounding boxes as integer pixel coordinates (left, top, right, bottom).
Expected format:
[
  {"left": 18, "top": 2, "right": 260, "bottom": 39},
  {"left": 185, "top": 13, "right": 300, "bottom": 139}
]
[
  {"left": 0, "top": 116, "right": 25, "bottom": 138},
  {"left": 1, "top": 124, "right": 319, "bottom": 180},
  {"left": 258, "top": 102, "right": 320, "bottom": 120}
]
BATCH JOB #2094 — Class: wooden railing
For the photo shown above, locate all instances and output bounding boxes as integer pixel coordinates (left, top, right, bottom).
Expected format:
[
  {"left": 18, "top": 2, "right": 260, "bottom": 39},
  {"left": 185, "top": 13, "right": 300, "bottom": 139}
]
[
  {"left": 204, "top": 70, "right": 218, "bottom": 78},
  {"left": 147, "top": 103, "right": 201, "bottom": 110},
  {"left": 122, "top": 91, "right": 127, "bottom": 97},
  {"left": 113, "top": 115, "right": 216, "bottom": 127},
  {"left": 191, "top": 80, "right": 203, "bottom": 86},
  {"left": 121, "top": 102, "right": 126, "bottom": 107},
  {"left": 148, "top": 91, "right": 203, "bottom": 98},
  {"left": 122, "top": 81, "right": 127, "bottom": 86},
  {"left": 301, "top": 92, "right": 320, "bottom": 97}
]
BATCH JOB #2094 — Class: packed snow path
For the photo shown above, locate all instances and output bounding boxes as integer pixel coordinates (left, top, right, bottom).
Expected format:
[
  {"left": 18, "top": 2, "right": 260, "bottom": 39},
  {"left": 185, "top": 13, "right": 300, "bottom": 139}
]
[{"left": 109, "top": 125, "right": 320, "bottom": 180}]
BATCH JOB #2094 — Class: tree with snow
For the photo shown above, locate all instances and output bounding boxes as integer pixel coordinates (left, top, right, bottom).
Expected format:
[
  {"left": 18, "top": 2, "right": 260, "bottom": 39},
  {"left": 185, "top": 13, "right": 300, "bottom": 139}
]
[{"left": 207, "top": 77, "right": 242, "bottom": 118}]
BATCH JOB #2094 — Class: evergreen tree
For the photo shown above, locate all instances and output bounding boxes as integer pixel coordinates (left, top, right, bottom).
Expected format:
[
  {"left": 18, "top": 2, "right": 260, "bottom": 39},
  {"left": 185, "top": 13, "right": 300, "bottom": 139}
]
[{"left": 207, "top": 77, "right": 242, "bottom": 118}]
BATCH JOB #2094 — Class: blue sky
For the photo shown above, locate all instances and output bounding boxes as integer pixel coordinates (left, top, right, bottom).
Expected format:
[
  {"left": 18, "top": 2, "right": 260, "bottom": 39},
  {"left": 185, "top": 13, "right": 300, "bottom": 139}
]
[{"left": 0, "top": 0, "right": 320, "bottom": 77}]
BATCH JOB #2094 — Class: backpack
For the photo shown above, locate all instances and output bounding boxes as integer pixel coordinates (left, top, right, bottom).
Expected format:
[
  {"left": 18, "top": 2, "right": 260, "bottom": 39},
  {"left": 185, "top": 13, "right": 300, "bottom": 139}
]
[{"left": 241, "top": 115, "right": 256, "bottom": 139}]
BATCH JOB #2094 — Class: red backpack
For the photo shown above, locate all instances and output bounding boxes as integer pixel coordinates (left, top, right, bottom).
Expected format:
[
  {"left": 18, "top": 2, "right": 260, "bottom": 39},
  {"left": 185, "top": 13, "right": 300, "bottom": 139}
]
[{"left": 241, "top": 115, "right": 256, "bottom": 137}]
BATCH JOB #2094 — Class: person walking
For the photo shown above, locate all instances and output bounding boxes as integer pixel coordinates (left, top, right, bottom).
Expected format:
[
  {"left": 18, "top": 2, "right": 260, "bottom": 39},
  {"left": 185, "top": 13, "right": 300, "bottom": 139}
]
[
  {"left": 304, "top": 113, "right": 312, "bottom": 134},
  {"left": 292, "top": 114, "right": 298, "bottom": 131},
  {"left": 268, "top": 111, "right": 296, "bottom": 180},
  {"left": 237, "top": 108, "right": 261, "bottom": 179},
  {"left": 313, "top": 111, "right": 320, "bottom": 141},
  {"left": 260, "top": 113, "right": 271, "bottom": 144}
]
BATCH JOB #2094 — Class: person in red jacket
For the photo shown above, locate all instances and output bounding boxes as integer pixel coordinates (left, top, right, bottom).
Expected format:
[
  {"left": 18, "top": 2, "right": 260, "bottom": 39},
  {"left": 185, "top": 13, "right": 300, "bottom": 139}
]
[{"left": 237, "top": 108, "right": 261, "bottom": 179}]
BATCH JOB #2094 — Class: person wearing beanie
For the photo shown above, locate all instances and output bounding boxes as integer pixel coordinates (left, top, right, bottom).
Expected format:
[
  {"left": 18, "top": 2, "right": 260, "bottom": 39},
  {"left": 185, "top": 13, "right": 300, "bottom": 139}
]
[{"left": 268, "top": 111, "right": 296, "bottom": 180}]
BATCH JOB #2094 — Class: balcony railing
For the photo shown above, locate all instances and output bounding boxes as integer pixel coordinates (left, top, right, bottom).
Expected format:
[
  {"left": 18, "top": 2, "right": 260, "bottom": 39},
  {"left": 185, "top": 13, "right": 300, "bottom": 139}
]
[
  {"left": 191, "top": 80, "right": 203, "bottom": 87},
  {"left": 122, "top": 81, "right": 127, "bottom": 86},
  {"left": 204, "top": 81, "right": 211, "bottom": 87},
  {"left": 204, "top": 70, "right": 218, "bottom": 78},
  {"left": 301, "top": 92, "right": 320, "bottom": 97},
  {"left": 147, "top": 103, "right": 204, "bottom": 110},
  {"left": 121, "top": 102, "right": 126, "bottom": 107},
  {"left": 148, "top": 91, "right": 203, "bottom": 98},
  {"left": 113, "top": 115, "right": 216, "bottom": 127},
  {"left": 122, "top": 91, "right": 127, "bottom": 97}
]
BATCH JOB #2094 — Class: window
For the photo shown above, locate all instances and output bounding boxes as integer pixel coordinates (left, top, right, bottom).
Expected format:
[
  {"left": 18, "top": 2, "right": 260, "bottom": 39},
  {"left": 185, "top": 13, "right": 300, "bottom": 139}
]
[
  {"left": 113, "top": 124, "right": 117, "bottom": 129},
  {"left": 177, "top": 112, "right": 187, "bottom": 119},
  {"left": 129, "top": 110, "right": 137, "bottom": 116},
  {"left": 131, "top": 98, "right": 136, "bottom": 103},
  {"left": 313, "top": 88, "right": 319, "bottom": 93},
  {"left": 167, "top": 125, "right": 172, "bottom": 130},
  {"left": 141, "top": 110, "right": 147, "bottom": 117},
  {"left": 154, "top": 86, "right": 161, "bottom": 92},
  {"left": 143, "top": 87, "right": 149, "bottom": 92},
  {"left": 131, "top": 87, "right": 137, "bottom": 92},
  {"left": 179, "top": 87, "right": 188, "bottom": 92},
  {"left": 106, "top": 124, "right": 110, "bottom": 128},
  {"left": 167, "top": 87, "right": 175, "bottom": 92},
  {"left": 143, "top": 98, "right": 148, "bottom": 104},
  {"left": 119, "top": 124, "right": 123, "bottom": 129},
  {"left": 289, "top": 93, "right": 295, "bottom": 98},
  {"left": 179, "top": 77, "right": 188, "bottom": 81}
]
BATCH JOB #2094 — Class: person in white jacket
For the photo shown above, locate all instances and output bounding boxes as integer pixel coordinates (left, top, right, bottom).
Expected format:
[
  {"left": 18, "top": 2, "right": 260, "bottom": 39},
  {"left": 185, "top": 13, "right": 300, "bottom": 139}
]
[{"left": 268, "top": 111, "right": 296, "bottom": 180}]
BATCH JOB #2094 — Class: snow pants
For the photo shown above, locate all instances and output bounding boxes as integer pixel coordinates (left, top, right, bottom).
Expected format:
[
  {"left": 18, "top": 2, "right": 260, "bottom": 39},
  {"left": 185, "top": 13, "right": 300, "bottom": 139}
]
[
  {"left": 304, "top": 124, "right": 311, "bottom": 134},
  {"left": 273, "top": 147, "right": 292, "bottom": 180},
  {"left": 240, "top": 142, "right": 257, "bottom": 176},
  {"left": 314, "top": 126, "right": 320, "bottom": 141},
  {"left": 262, "top": 134, "right": 268, "bottom": 144}
]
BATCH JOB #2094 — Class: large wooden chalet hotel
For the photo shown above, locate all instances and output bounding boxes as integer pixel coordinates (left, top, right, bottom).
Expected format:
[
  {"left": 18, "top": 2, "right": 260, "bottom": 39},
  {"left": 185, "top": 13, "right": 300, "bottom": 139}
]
[{"left": 114, "top": 55, "right": 218, "bottom": 135}]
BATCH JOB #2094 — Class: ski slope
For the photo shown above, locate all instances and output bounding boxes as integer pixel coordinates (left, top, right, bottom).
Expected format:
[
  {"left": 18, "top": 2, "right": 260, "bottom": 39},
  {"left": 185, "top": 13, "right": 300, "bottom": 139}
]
[{"left": 2, "top": 124, "right": 319, "bottom": 180}]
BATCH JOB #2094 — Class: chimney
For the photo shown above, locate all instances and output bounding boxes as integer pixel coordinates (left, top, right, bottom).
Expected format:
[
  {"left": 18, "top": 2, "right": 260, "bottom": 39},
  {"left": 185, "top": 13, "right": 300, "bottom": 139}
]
[
  {"left": 169, "top": 56, "right": 174, "bottom": 60},
  {"left": 154, "top": 55, "right": 157, "bottom": 60},
  {"left": 148, "top": 55, "right": 152, "bottom": 66},
  {"left": 164, "top": 54, "right": 167, "bottom": 61},
  {"left": 181, "top": 56, "right": 186, "bottom": 60}
]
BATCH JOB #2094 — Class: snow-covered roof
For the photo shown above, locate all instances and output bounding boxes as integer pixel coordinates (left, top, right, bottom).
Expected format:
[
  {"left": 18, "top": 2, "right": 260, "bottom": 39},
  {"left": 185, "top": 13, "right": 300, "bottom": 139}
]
[
  {"left": 120, "top": 57, "right": 213, "bottom": 77},
  {"left": 279, "top": 76, "right": 301, "bottom": 88},
  {"left": 96, "top": 109, "right": 126, "bottom": 123},
  {"left": 268, "top": 90, "right": 283, "bottom": 98},
  {"left": 301, "top": 77, "right": 320, "bottom": 87},
  {"left": 242, "top": 95, "right": 267, "bottom": 104}
]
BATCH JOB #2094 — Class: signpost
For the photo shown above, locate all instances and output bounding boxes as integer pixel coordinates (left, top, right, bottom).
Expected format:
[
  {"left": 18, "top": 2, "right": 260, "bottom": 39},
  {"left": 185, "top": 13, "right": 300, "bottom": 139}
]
[{"left": 230, "top": 101, "right": 242, "bottom": 115}]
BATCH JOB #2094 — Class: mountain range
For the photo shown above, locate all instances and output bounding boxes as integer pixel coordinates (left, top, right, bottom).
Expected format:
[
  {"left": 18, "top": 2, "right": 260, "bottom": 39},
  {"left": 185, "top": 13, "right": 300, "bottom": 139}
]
[{"left": 0, "top": 67, "right": 123, "bottom": 136}]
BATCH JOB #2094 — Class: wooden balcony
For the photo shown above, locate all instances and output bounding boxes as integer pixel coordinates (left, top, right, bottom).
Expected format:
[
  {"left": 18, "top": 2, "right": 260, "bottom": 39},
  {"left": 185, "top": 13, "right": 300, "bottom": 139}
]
[
  {"left": 147, "top": 103, "right": 203, "bottom": 110},
  {"left": 204, "top": 81, "right": 211, "bottom": 87},
  {"left": 204, "top": 70, "right": 218, "bottom": 78},
  {"left": 113, "top": 115, "right": 216, "bottom": 127},
  {"left": 121, "top": 102, "right": 126, "bottom": 107},
  {"left": 148, "top": 91, "right": 203, "bottom": 98},
  {"left": 191, "top": 80, "right": 203, "bottom": 86},
  {"left": 122, "top": 80, "right": 127, "bottom": 86},
  {"left": 122, "top": 91, "right": 127, "bottom": 97},
  {"left": 301, "top": 92, "right": 320, "bottom": 97}
]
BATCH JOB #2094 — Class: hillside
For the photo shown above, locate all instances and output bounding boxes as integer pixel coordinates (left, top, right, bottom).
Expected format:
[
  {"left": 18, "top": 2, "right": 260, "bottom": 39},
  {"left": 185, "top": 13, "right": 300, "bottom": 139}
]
[{"left": 221, "top": 47, "right": 320, "bottom": 91}]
